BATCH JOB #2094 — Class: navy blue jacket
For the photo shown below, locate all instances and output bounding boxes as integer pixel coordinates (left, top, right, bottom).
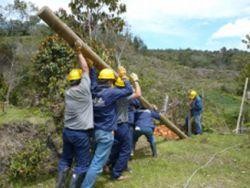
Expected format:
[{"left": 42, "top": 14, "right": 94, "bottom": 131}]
[
  {"left": 190, "top": 96, "right": 203, "bottom": 116},
  {"left": 90, "top": 68, "right": 133, "bottom": 131},
  {"left": 134, "top": 109, "right": 161, "bottom": 130},
  {"left": 128, "top": 98, "right": 141, "bottom": 125}
]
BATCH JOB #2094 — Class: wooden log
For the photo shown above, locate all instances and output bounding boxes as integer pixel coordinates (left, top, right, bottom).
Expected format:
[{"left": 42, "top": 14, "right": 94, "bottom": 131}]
[
  {"left": 37, "top": 6, "right": 112, "bottom": 71},
  {"left": 37, "top": 6, "right": 188, "bottom": 139}
]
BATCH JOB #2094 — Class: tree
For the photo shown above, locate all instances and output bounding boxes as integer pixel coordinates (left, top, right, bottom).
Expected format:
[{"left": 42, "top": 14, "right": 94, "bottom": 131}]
[
  {"left": 68, "top": 0, "right": 126, "bottom": 40},
  {"left": 33, "top": 35, "right": 75, "bottom": 104},
  {"left": 242, "top": 33, "right": 250, "bottom": 49},
  {"left": 133, "top": 36, "right": 147, "bottom": 52},
  {"left": 0, "top": 0, "right": 38, "bottom": 36}
]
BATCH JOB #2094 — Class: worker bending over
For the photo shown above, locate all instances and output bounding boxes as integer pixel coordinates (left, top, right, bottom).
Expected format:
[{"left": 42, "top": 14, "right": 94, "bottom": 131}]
[{"left": 133, "top": 104, "right": 161, "bottom": 157}]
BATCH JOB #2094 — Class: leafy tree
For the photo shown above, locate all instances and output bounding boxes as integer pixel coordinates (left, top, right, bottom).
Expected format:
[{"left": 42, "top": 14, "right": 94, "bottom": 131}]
[
  {"left": 33, "top": 35, "right": 75, "bottom": 105},
  {"left": 68, "top": 0, "right": 126, "bottom": 40},
  {"left": 133, "top": 36, "right": 147, "bottom": 52},
  {"left": 242, "top": 33, "right": 250, "bottom": 49},
  {"left": 0, "top": 0, "right": 38, "bottom": 36}
]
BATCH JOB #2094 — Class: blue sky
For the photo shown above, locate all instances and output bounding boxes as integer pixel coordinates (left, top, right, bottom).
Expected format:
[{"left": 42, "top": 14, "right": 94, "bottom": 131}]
[{"left": 1, "top": 0, "right": 250, "bottom": 51}]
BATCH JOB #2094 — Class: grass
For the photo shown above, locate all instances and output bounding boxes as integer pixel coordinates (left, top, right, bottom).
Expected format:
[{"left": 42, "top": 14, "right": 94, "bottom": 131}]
[
  {"left": 22, "top": 133, "right": 250, "bottom": 188},
  {"left": 0, "top": 106, "right": 49, "bottom": 126}
]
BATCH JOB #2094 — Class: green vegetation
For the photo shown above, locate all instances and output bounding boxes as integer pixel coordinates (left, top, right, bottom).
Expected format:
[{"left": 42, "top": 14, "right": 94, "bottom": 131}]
[
  {"left": 0, "top": 106, "right": 49, "bottom": 126},
  {"left": 22, "top": 134, "right": 250, "bottom": 188}
]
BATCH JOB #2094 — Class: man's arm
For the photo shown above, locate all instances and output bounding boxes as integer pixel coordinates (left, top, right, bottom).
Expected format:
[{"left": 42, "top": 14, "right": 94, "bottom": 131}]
[
  {"left": 77, "top": 53, "right": 89, "bottom": 75},
  {"left": 151, "top": 110, "right": 161, "bottom": 120},
  {"left": 75, "top": 40, "right": 89, "bottom": 75},
  {"left": 130, "top": 73, "right": 141, "bottom": 99}
]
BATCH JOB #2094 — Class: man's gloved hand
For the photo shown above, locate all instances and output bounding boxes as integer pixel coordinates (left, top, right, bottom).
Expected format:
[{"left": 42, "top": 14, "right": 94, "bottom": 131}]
[
  {"left": 152, "top": 104, "right": 158, "bottom": 111},
  {"left": 118, "top": 66, "right": 127, "bottom": 78},
  {"left": 74, "top": 40, "right": 82, "bottom": 53},
  {"left": 130, "top": 72, "right": 139, "bottom": 82}
]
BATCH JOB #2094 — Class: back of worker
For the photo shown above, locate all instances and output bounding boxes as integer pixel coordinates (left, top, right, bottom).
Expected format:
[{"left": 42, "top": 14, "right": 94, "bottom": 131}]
[
  {"left": 64, "top": 73, "right": 93, "bottom": 130},
  {"left": 133, "top": 108, "right": 160, "bottom": 157},
  {"left": 81, "top": 68, "right": 133, "bottom": 188},
  {"left": 56, "top": 52, "right": 93, "bottom": 188},
  {"left": 135, "top": 109, "right": 160, "bottom": 130}
]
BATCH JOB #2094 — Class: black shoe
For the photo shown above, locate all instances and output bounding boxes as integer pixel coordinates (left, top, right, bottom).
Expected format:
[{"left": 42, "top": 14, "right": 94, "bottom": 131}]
[
  {"left": 56, "top": 168, "right": 69, "bottom": 188},
  {"left": 69, "top": 173, "right": 85, "bottom": 188}
]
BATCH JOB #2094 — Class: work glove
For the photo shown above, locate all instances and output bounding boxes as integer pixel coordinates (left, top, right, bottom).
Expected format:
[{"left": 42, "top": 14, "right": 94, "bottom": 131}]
[
  {"left": 152, "top": 104, "right": 158, "bottom": 111},
  {"left": 74, "top": 40, "right": 82, "bottom": 53},
  {"left": 118, "top": 66, "right": 127, "bottom": 78},
  {"left": 130, "top": 72, "right": 139, "bottom": 82}
]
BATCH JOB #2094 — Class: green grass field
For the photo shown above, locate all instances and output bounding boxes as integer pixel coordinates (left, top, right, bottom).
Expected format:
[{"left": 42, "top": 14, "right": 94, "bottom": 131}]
[
  {"left": 0, "top": 106, "right": 49, "bottom": 126},
  {"left": 21, "top": 133, "right": 250, "bottom": 188}
]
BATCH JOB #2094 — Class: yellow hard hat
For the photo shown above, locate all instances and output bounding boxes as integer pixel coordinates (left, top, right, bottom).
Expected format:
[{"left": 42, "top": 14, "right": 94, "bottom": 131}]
[
  {"left": 188, "top": 89, "right": 197, "bottom": 100},
  {"left": 115, "top": 77, "right": 125, "bottom": 87},
  {"left": 98, "top": 68, "right": 115, "bottom": 80},
  {"left": 67, "top": 68, "right": 82, "bottom": 81}
]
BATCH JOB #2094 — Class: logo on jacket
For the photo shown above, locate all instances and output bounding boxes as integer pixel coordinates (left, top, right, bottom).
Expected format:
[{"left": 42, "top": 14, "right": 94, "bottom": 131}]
[{"left": 93, "top": 97, "right": 105, "bottom": 107}]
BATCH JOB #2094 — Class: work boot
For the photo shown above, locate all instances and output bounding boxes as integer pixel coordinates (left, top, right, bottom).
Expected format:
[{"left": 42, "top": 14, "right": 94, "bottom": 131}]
[
  {"left": 150, "top": 142, "right": 157, "bottom": 157},
  {"left": 56, "top": 168, "right": 69, "bottom": 188},
  {"left": 69, "top": 173, "right": 86, "bottom": 188}
]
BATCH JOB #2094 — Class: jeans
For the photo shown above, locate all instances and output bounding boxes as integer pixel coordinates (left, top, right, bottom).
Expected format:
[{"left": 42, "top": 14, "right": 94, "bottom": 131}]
[
  {"left": 185, "top": 114, "right": 202, "bottom": 135},
  {"left": 81, "top": 129, "right": 114, "bottom": 188},
  {"left": 108, "top": 123, "right": 131, "bottom": 179},
  {"left": 58, "top": 128, "right": 92, "bottom": 174},
  {"left": 133, "top": 127, "right": 155, "bottom": 151}
]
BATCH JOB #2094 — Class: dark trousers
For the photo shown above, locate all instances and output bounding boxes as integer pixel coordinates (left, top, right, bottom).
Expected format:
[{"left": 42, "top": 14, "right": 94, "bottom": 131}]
[
  {"left": 58, "top": 128, "right": 92, "bottom": 174},
  {"left": 108, "top": 122, "right": 131, "bottom": 178},
  {"left": 133, "top": 127, "right": 157, "bottom": 156}
]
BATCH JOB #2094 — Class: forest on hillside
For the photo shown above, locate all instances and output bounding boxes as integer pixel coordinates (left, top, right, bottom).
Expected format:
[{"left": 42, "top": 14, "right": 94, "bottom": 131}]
[{"left": 0, "top": 0, "right": 250, "bottom": 187}]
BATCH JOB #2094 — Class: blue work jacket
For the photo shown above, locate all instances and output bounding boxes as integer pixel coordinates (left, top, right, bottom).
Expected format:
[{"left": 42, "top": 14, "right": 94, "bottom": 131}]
[
  {"left": 134, "top": 109, "right": 161, "bottom": 130},
  {"left": 128, "top": 98, "right": 141, "bottom": 125},
  {"left": 190, "top": 96, "right": 203, "bottom": 116},
  {"left": 90, "top": 68, "right": 133, "bottom": 132}
]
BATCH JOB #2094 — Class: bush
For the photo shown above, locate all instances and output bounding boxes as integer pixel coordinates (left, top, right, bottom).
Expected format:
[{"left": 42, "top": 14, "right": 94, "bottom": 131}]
[{"left": 9, "top": 139, "right": 51, "bottom": 181}]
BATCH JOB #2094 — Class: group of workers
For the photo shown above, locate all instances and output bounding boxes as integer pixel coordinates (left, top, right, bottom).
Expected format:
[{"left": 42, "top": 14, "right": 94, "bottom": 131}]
[{"left": 56, "top": 45, "right": 203, "bottom": 188}]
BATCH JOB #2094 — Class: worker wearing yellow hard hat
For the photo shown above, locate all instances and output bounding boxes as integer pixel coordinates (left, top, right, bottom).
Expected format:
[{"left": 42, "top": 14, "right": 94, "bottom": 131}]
[
  {"left": 184, "top": 89, "right": 203, "bottom": 136},
  {"left": 105, "top": 67, "right": 141, "bottom": 180},
  {"left": 67, "top": 68, "right": 82, "bottom": 81},
  {"left": 82, "top": 65, "right": 133, "bottom": 187},
  {"left": 57, "top": 45, "right": 93, "bottom": 187}
]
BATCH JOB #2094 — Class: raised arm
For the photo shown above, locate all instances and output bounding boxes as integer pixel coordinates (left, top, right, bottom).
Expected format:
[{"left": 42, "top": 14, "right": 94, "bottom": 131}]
[
  {"left": 77, "top": 53, "right": 89, "bottom": 75},
  {"left": 75, "top": 40, "right": 89, "bottom": 75},
  {"left": 130, "top": 72, "right": 141, "bottom": 99}
]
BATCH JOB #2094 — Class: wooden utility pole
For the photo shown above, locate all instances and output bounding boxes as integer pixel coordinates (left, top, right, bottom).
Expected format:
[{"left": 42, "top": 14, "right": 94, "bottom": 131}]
[
  {"left": 236, "top": 77, "right": 248, "bottom": 134},
  {"left": 37, "top": 6, "right": 188, "bottom": 139},
  {"left": 161, "top": 93, "right": 169, "bottom": 114}
]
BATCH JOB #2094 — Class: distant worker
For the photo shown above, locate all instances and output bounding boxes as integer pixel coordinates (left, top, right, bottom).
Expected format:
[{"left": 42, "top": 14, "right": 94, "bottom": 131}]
[
  {"left": 56, "top": 48, "right": 93, "bottom": 188},
  {"left": 133, "top": 104, "right": 161, "bottom": 157},
  {"left": 81, "top": 66, "right": 133, "bottom": 188},
  {"left": 106, "top": 67, "right": 141, "bottom": 180},
  {"left": 184, "top": 89, "right": 203, "bottom": 135}
]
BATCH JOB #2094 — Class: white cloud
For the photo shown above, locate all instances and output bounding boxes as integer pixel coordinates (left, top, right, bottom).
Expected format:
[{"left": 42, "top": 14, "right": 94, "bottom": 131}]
[
  {"left": 212, "top": 18, "right": 250, "bottom": 39},
  {"left": 122, "top": 0, "right": 250, "bottom": 37},
  {"left": 123, "top": 0, "right": 250, "bottom": 21}
]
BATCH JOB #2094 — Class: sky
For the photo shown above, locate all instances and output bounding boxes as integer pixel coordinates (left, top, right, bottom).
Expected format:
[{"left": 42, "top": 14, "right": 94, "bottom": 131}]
[{"left": 1, "top": 0, "right": 250, "bottom": 51}]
